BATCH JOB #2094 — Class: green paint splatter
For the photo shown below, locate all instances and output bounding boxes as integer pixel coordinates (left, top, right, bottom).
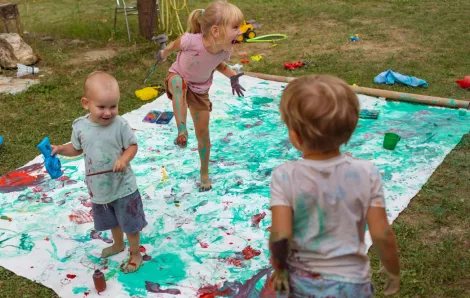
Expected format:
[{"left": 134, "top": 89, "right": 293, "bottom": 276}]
[
  {"left": 251, "top": 96, "right": 274, "bottom": 105},
  {"left": 118, "top": 253, "right": 186, "bottom": 297},
  {"left": 72, "top": 286, "right": 88, "bottom": 294},
  {"left": 19, "top": 233, "right": 34, "bottom": 251}
]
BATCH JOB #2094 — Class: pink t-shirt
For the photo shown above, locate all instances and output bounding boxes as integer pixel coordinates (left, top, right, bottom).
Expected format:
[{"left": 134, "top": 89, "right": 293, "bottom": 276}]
[{"left": 169, "top": 33, "right": 231, "bottom": 94}]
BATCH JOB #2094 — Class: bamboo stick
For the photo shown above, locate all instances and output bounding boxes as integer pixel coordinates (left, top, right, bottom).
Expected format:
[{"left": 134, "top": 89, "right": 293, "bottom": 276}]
[{"left": 244, "top": 72, "right": 469, "bottom": 110}]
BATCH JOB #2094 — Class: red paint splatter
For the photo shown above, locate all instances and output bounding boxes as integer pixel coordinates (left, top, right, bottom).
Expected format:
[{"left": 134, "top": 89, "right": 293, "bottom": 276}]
[
  {"left": 30, "top": 266, "right": 34, "bottom": 268},
  {"left": 248, "top": 239, "right": 251, "bottom": 241},
  {"left": 226, "top": 232, "right": 230, "bottom": 235},
  {"left": 226, "top": 258, "right": 242, "bottom": 267},
  {"left": 103, "top": 266, "right": 108, "bottom": 270},
  {"left": 251, "top": 212, "right": 266, "bottom": 227},
  {"left": 57, "top": 176, "right": 70, "bottom": 182},
  {"left": 84, "top": 292, "right": 90, "bottom": 296},
  {"left": 45, "top": 238, "right": 50, "bottom": 241},
  {"left": 66, "top": 274, "right": 76, "bottom": 279},
  {"left": 81, "top": 200, "right": 92, "bottom": 208},
  {"left": 139, "top": 245, "right": 146, "bottom": 253},
  {"left": 242, "top": 246, "right": 261, "bottom": 260},
  {"left": 0, "top": 163, "right": 44, "bottom": 193},
  {"left": 69, "top": 210, "right": 93, "bottom": 224},
  {"left": 198, "top": 240, "right": 209, "bottom": 248},
  {"left": 197, "top": 284, "right": 235, "bottom": 298},
  {"left": 229, "top": 242, "right": 233, "bottom": 245}
]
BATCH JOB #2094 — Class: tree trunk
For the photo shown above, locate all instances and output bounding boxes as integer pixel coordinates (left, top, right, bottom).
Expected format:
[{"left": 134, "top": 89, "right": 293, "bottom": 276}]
[{"left": 137, "top": 0, "right": 158, "bottom": 40}]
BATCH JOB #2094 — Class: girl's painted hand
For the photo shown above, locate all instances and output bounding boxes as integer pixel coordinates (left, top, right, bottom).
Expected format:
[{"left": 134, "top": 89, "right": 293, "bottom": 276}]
[
  {"left": 230, "top": 72, "right": 246, "bottom": 97},
  {"left": 157, "top": 50, "right": 166, "bottom": 62},
  {"left": 270, "top": 269, "right": 289, "bottom": 296}
]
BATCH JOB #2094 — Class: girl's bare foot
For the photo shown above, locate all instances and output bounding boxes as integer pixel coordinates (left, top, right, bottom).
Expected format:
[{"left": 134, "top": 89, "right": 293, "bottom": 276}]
[{"left": 199, "top": 175, "right": 212, "bottom": 192}]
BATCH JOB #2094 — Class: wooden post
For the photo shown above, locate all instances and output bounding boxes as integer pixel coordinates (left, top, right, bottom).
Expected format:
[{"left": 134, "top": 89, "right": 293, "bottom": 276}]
[
  {"left": 244, "top": 72, "right": 470, "bottom": 110},
  {"left": 137, "top": 0, "right": 158, "bottom": 40},
  {"left": 0, "top": 3, "right": 22, "bottom": 35}
]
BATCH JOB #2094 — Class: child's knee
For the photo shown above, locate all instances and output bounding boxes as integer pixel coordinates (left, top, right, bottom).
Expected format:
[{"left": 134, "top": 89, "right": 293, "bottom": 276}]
[
  {"left": 197, "top": 137, "right": 211, "bottom": 148},
  {"left": 171, "top": 76, "right": 186, "bottom": 91}
]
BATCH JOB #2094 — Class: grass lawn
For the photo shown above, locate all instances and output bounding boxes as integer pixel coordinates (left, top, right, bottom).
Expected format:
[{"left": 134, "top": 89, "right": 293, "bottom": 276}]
[{"left": 0, "top": 0, "right": 469, "bottom": 297}]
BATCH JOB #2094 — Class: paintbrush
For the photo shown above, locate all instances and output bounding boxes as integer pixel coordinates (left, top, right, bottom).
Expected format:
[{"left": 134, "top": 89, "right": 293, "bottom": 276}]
[{"left": 86, "top": 169, "right": 114, "bottom": 177}]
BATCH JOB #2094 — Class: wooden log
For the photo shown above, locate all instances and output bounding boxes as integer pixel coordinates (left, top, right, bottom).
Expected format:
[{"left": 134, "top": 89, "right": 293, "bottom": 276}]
[
  {"left": 244, "top": 72, "right": 469, "bottom": 110},
  {"left": 0, "top": 3, "right": 22, "bottom": 35}
]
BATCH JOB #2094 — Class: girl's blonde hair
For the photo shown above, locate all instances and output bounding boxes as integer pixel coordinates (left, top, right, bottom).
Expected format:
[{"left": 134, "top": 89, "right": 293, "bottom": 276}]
[
  {"left": 280, "top": 75, "right": 360, "bottom": 153},
  {"left": 187, "top": 0, "right": 243, "bottom": 37}
]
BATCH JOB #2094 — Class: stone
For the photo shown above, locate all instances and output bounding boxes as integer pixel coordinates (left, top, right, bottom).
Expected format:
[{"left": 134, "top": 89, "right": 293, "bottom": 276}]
[{"left": 0, "top": 33, "right": 38, "bottom": 68}]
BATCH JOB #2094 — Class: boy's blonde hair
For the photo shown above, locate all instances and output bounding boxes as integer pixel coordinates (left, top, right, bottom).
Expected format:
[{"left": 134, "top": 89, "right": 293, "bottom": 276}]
[
  {"left": 83, "top": 71, "right": 119, "bottom": 98},
  {"left": 187, "top": 0, "right": 243, "bottom": 37},
  {"left": 280, "top": 75, "right": 359, "bottom": 153}
]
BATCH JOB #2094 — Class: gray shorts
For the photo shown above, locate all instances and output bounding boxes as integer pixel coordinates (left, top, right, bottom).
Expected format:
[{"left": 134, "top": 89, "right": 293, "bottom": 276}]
[{"left": 92, "top": 190, "right": 147, "bottom": 234}]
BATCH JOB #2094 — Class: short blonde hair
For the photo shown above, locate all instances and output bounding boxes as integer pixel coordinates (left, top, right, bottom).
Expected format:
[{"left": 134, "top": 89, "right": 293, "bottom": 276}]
[
  {"left": 83, "top": 71, "right": 118, "bottom": 97},
  {"left": 280, "top": 75, "right": 359, "bottom": 153},
  {"left": 187, "top": 0, "right": 243, "bottom": 37}
]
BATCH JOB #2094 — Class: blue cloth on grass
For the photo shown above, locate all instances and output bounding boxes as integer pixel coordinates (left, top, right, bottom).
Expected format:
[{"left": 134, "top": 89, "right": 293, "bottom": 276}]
[{"left": 374, "top": 69, "right": 428, "bottom": 87}]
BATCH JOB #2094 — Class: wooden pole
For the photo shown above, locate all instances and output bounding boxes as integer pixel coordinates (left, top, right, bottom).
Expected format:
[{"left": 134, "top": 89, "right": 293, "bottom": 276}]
[
  {"left": 244, "top": 72, "right": 469, "bottom": 110},
  {"left": 137, "top": 0, "right": 158, "bottom": 40}
]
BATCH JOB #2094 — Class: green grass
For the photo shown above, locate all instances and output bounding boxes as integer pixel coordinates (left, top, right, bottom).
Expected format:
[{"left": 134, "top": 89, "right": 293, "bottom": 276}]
[{"left": 0, "top": 0, "right": 469, "bottom": 297}]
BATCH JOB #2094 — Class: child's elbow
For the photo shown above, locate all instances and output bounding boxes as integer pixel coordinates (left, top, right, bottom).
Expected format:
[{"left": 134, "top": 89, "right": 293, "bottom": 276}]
[
  {"left": 74, "top": 149, "right": 83, "bottom": 157},
  {"left": 370, "top": 227, "right": 396, "bottom": 245}
]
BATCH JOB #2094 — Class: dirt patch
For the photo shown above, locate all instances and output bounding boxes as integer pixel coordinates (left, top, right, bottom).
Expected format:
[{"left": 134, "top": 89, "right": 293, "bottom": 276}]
[
  {"left": 67, "top": 48, "right": 119, "bottom": 65},
  {"left": 422, "top": 225, "right": 469, "bottom": 245},
  {"left": 342, "top": 41, "right": 405, "bottom": 55}
]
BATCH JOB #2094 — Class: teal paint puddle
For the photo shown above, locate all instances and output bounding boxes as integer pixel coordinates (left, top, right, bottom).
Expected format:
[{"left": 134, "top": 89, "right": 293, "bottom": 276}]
[
  {"left": 72, "top": 286, "right": 88, "bottom": 294},
  {"left": 118, "top": 253, "right": 186, "bottom": 297}
]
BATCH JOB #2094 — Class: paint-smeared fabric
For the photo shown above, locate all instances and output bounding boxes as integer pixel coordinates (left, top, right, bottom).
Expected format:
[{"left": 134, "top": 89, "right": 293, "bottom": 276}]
[
  {"left": 168, "top": 33, "right": 231, "bottom": 94},
  {"left": 270, "top": 155, "right": 385, "bottom": 284},
  {"left": 71, "top": 115, "right": 138, "bottom": 204},
  {"left": 374, "top": 69, "right": 428, "bottom": 87}
]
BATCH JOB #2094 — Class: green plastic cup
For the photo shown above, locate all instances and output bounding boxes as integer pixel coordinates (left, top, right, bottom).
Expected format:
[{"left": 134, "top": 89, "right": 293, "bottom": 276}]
[{"left": 383, "top": 133, "right": 401, "bottom": 150}]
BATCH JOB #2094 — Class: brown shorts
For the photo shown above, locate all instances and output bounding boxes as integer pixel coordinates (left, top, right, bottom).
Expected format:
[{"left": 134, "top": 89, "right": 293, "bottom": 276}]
[{"left": 164, "top": 72, "right": 212, "bottom": 112}]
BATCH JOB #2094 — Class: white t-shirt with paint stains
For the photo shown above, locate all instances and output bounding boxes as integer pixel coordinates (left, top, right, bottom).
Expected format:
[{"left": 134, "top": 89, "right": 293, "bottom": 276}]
[{"left": 270, "top": 155, "right": 385, "bottom": 284}]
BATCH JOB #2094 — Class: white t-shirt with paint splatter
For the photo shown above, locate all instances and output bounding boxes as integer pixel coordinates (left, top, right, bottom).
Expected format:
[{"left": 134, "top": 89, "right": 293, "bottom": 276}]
[{"left": 270, "top": 155, "right": 385, "bottom": 284}]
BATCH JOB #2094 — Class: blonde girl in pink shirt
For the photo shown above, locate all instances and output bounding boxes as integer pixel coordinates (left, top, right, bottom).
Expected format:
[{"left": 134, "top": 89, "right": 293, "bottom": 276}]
[{"left": 159, "top": 0, "right": 245, "bottom": 192}]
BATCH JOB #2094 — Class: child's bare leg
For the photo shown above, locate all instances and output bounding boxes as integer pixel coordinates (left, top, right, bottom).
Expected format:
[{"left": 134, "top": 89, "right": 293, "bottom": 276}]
[
  {"left": 101, "top": 226, "right": 125, "bottom": 258},
  {"left": 190, "top": 108, "right": 211, "bottom": 191},
  {"left": 121, "top": 232, "right": 142, "bottom": 274},
  {"left": 169, "top": 75, "right": 188, "bottom": 147}
]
